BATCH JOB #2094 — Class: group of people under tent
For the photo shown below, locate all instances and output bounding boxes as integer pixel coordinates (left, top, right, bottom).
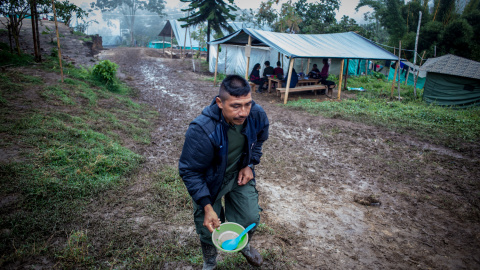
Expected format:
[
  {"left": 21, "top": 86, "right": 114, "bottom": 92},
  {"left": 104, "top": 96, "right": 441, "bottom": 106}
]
[{"left": 249, "top": 58, "right": 335, "bottom": 94}]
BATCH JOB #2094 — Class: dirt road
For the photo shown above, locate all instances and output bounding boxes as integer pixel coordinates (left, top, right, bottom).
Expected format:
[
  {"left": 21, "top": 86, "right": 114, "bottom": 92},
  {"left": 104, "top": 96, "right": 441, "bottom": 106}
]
[{"left": 93, "top": 47, "right": 479, "bottom": 269}]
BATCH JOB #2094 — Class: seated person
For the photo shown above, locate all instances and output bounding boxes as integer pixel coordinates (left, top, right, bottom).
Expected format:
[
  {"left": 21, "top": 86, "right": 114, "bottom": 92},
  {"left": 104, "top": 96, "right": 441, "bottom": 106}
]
[
  {"left": 281, "top": 68, "right": 298, "bottom": 88},
  {"left": 308, "top": 64, "right": 321, "bottom": 79},
  {"left": 319, "top": 58, "right": 335, "bottom": 95},
  {"left": 262, "top": 61, "right": 274, "bottom": 79},
  {"left": 273, "top": 61, "right": 284, "bottom": 80},
  {"left": 249, "top": 63, "right": 267, "bottom": 92}
]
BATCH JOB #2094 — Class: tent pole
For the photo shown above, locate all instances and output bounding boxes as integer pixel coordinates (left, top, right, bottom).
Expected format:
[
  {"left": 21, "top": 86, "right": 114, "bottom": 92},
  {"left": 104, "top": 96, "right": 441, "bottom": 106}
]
[
  {"left": 281, "top": 54, "right": 283, "bottom": 69},
  {"left": 283, "top": 58, "right": 295, "bottom": 104},
  {"left": 344, "top": 59, "right": 350, "bottom": 91},
  {"left": 365, "top": 59, "right": 368, "bottom": 76},
  {"left": 405, "top": 65, "right": 410, "bottom": 85},
  {"left": 170, "top": 27, "right": 173, "bottom": 59},
  {"left": 306, "top": 58, "right": 310, "bottom": 74},
  {"left": 391, "top": 61, "right": 400, "bottom": 98},
  {"left": 413, "top": 50, "right": 426, "bottom": 92},
  {"left": 214, "top": 44, "right": 219, "bottom": 86},
  {"left": 163, "top": 36, "right": 165, "bottom": 54},
  {"left": 245, "top": 35, "right": 252, "bottom": 80},
  {"left": 278, "top": 52, "right": 280, "bottom": 62},
  {"left": 397, "top": 41, "right": 402, "bottom": 99},
  {"left": 301, "top": 59, "right": 304, "bottom": 74},
  {"left": 337, "top": 59, "right": 344, "bottom": 100}
]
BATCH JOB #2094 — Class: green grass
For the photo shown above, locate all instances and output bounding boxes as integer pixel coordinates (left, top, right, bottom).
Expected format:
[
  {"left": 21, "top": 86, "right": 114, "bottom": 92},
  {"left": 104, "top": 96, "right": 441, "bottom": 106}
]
[
  {"left": 205, "top": 73, "right": 227, "bottom": 84},
  {"left": 0, "top": 58, "right": 158, "bottom": 266},
  {"left": 285, "top": 75, "right": 480, "bottom": 149}
]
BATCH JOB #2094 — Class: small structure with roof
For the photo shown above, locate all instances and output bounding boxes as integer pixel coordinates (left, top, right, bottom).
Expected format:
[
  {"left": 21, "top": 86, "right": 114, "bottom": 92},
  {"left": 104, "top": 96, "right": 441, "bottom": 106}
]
[
  {"left": 208, "top": 28, "right": 398, "bottom": 103},
  {"left": 421, "top": 54, "right": 480, "bottom": 107}
]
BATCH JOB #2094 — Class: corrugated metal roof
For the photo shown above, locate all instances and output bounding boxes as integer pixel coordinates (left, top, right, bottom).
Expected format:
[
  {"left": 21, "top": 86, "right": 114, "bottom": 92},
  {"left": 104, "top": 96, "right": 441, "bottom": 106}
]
[
  {"left": 209, "top": 28, "right": 398, "bottom": 60},
  {"left": 421, "top": 54, "right": 480, "bottom": 80}
]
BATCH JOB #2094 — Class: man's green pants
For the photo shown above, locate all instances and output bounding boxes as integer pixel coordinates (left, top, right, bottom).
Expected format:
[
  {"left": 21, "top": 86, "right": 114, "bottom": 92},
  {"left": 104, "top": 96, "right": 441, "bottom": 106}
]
[{"left": 193, "top": 172, "right": 261, "bottom": 246}]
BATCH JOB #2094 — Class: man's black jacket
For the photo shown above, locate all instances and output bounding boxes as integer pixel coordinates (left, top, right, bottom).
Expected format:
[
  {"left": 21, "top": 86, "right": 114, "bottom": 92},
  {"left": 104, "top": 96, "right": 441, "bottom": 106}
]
[{"left": 178, "top": 97, "right": 269, "bottom": 209}]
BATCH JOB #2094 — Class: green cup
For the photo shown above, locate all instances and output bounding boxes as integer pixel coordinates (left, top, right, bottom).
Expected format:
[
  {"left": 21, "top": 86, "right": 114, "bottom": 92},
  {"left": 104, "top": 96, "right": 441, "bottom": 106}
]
[{"left": 212, "top": 222, "right": 248, "bottom": 252}]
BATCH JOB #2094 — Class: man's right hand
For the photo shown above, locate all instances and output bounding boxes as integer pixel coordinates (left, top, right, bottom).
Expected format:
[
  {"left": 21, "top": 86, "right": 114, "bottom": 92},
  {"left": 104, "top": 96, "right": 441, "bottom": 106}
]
[{"left": 203, "top": 204, "right": 221, "bottom": 233}]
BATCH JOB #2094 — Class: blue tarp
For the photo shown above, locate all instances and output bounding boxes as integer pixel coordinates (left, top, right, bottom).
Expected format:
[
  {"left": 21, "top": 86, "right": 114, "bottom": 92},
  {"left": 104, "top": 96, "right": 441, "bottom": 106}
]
[{"left": 209, "top": 28, "right": 398, "bottom": 60}]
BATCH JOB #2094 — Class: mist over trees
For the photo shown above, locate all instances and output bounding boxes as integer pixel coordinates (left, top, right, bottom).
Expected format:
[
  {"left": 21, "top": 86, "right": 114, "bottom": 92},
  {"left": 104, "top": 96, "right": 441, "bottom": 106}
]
[
  {"left": 236, "top": 0, "right": 480, "bottom": 62},
  {"left": 90, "top": 0, "right": 166, "bottom": 46}
]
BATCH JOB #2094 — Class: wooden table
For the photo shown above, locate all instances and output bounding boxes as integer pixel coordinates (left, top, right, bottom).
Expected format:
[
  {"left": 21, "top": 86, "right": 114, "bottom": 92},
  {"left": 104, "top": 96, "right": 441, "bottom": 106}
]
[{"left": 267, "top": 77, "right": 320, "bottom": 93}]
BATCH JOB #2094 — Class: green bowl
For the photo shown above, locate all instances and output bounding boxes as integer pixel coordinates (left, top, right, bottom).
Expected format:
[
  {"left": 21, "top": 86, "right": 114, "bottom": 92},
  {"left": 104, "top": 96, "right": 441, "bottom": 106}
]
[{"left": 212, "top": 222, "right": 248, "bottom": 253}]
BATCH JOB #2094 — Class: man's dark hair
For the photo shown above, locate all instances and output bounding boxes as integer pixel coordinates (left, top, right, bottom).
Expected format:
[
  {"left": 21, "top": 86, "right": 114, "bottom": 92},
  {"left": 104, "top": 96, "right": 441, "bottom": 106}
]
[
  {"left": 276, "top": 61, "right": 281, "bottom": 67},
  {"left": 264, "top": 61, "right": 270, "bottom": 66},
  {"left": 313, "top": 64, "right": 318, "bottom": 68},
  {"left": 219, "top": 74, "right": 251, "bottom": 101}
]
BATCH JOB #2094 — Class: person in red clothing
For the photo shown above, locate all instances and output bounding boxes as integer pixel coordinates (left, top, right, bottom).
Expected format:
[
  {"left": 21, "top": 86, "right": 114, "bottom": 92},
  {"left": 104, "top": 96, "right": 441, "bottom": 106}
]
[
  {"left": 273, "top": 61, "right": 284, "bottom": 80},
  {"left": 319, "top": 58, "right": 335, "bottom": 95}
]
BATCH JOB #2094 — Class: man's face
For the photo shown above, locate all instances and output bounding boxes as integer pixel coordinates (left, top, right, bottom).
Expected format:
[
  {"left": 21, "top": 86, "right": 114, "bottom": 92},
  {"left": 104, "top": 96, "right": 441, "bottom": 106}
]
[{"left": 216, "top": 93, "right": 252, "bottom": 126}]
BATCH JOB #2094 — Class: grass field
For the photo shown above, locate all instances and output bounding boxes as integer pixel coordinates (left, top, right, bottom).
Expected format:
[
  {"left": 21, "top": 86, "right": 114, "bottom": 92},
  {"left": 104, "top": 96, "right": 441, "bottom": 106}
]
[
  {"left": 285, "top": 73, "right": 480, "bottom": 150},
  {"left": 0, "top": 52, "right": 158, "bottom": 266}
]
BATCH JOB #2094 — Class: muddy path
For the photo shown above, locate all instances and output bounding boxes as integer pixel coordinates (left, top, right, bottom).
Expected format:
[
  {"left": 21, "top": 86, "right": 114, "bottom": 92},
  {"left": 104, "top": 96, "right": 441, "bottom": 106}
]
[{"left": 90, "top": 47, "right": 479, "bottom": 269}]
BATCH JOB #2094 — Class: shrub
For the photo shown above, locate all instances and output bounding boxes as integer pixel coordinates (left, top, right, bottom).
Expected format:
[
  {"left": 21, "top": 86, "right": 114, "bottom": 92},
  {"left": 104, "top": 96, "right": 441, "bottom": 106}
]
[{"left": 92, "top": 60, "right": 118, "bottom": 84}]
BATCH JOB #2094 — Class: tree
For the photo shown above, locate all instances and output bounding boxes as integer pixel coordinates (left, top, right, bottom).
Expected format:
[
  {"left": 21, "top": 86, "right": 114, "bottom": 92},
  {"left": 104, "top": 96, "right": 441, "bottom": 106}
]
[
  {"left": 0, "top": 0, "right": 30, "bottom": 55},
  {"left": 179, "top": 0, "right": 236, "bottom": 62},
  {"left": 439, "top": 19, "right": 473, "bottom": 58},
  {"left": 54, "top": 0, "right": 88, "bottom": 26},
  {"left": 275, "top": 0, "right": 302, "bottom": 33},
  {"left": 295, "top": 0, "right": 339, "bottom": 34},
  {"left": 91, "top": 0, "right": 165, "bottom": 46}
]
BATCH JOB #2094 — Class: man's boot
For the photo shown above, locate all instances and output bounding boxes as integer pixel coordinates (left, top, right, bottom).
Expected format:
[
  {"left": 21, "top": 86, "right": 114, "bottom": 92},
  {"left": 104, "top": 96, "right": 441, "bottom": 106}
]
[
  {"left": 201, "top": 241, "right": 217, "bottom": 270},
  {"left": 240, "top": 243, "right": 263, "bottom": 267}
]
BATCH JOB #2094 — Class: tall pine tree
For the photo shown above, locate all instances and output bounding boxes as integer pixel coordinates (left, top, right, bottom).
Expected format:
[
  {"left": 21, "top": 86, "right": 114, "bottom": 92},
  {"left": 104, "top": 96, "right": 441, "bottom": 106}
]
[{"left": 179, "top": 0, "right": 236, "bottom": 62}]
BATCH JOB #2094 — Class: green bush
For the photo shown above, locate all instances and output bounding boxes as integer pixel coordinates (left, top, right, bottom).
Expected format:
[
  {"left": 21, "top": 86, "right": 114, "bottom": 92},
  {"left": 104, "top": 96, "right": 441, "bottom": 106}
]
[{"left": 92, "top": 60, "right": 118, "bottom": 84}]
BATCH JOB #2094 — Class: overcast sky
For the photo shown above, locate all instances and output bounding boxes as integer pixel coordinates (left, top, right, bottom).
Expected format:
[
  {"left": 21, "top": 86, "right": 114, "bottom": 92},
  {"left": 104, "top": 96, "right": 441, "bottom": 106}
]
[{"left": 71, "top": 0, "right": 372, "bottom": 23}]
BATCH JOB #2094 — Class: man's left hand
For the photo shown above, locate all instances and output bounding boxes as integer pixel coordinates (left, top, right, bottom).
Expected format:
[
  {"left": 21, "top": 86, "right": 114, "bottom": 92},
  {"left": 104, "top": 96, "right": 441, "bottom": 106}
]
[{"left": 238, "top": 166, "right": 254, "bottom": 186}]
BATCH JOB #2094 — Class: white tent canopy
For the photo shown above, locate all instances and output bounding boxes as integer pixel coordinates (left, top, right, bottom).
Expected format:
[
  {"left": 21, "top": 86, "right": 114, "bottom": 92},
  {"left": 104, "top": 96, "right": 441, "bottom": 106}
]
[{"left": 209, "top": 28, "right": 398, "bottom": 60}]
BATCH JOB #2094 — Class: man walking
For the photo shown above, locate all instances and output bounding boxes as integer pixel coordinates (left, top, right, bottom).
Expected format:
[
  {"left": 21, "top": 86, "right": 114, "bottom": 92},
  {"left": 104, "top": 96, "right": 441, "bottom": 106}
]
[{"left": 179, "top": 75, "right": 269, "bottom": 269}]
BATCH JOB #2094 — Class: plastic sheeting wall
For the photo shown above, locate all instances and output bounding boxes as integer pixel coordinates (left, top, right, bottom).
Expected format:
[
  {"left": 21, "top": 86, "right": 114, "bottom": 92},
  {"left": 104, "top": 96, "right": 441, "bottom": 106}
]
[{"left": 209, "top": 45, "right": 344, "bottom": 78}]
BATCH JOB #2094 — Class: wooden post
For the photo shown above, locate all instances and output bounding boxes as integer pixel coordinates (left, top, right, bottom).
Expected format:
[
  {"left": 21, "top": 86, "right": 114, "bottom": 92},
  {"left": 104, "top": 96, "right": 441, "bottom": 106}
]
[
  {"left": 51, "top": 0, "right": 63, "bottom": 82},
  {"left": 245, "top": 35, "right": 252, "bottom": 80},
  {"left": 365, "top": 59, "right": 368, "bottom": 75},
  {"left": 283, "top": 58, "right": 295, "bottom": 104},
  {"left": 170, "top": 27, "right": 173, "bottom": 59},
  {"left": 163, "top": 36, "right": 165, "bottom": 54},
  {"left": 183, "top": 24, "right": 188, "bottom": 59},
  {"left": 214, "top": 44, "right": 219, "bottom": 86},
  {"left": 344, "top": 59, "right": 350, "bottom": 91},
  {"left": 390, "top": 61, "right": 399, "bottom": 98},
  {"left": 306, "top": 58, "right": 310, "bottom": 74},
  {"left": 413, "top": 51, "right": 426, "bottom": 92},
  {"left": 301, "top": 59, "right": 304, "bottom": 74},
  {"left": 397, "top": 41, "right": 401, "bottom": 99},
  {"left": 278, "top": 52, "right": 280, "bottom": 62},
  {"left": 337, "top": 59, "right": 345, "bottom": 100},
  {"left": 281, "top": 53, "right": 284, "bottom": 69},
  {"left": 224, "top": 46, "right": 227, "bottom": 74}
]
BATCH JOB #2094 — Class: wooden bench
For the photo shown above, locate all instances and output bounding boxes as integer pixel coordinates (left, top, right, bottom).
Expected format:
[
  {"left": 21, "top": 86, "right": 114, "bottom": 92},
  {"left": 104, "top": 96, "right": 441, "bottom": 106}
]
[{"left": 276, "top": 85, "right": 326, "bottom": 99}]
